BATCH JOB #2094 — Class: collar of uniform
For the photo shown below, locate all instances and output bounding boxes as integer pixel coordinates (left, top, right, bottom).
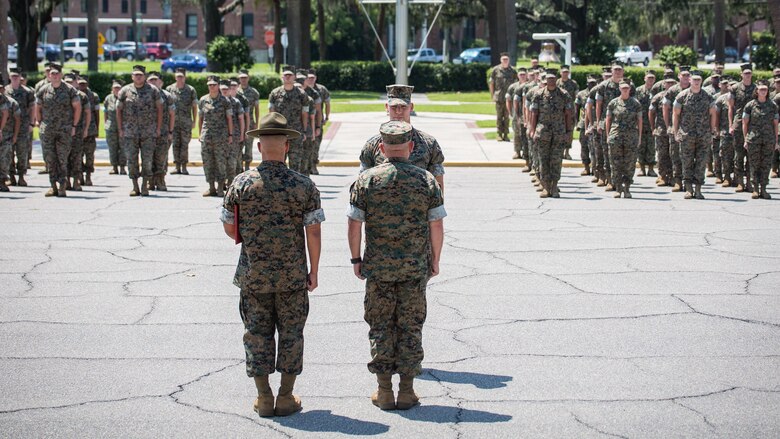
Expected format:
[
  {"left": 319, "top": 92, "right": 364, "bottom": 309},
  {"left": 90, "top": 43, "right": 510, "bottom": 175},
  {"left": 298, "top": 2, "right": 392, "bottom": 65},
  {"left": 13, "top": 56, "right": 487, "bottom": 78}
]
[
  {"left": 260, "top": 160, "right": 287, "bottom": 167},
  {"left": 387, "top": 157, "right": 409, "bottom": 163}
]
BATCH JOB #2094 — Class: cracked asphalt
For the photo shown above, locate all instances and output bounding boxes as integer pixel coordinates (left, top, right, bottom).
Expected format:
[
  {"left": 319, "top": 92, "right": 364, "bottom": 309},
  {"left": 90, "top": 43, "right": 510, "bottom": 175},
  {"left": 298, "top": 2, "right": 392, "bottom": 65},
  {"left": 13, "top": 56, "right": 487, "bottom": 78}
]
[{"left": 1, "top": 166, "right": 779, "bottom": 438}]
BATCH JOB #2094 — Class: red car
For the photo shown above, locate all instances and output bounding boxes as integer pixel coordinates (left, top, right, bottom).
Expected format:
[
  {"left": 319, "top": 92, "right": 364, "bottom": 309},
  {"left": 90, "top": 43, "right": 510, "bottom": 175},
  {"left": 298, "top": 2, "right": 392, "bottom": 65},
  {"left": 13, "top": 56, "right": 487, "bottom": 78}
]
[{"left": 145, "top": 42, "right": 172, "bottom": 61}]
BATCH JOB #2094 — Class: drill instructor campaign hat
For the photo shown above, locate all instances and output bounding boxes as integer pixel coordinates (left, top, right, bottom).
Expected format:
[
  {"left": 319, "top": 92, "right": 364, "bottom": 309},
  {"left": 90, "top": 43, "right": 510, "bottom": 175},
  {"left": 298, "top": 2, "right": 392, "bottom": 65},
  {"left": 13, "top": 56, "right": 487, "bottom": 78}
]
[{"left": 246, "top": 112, "right": 301, "bottom": 140}]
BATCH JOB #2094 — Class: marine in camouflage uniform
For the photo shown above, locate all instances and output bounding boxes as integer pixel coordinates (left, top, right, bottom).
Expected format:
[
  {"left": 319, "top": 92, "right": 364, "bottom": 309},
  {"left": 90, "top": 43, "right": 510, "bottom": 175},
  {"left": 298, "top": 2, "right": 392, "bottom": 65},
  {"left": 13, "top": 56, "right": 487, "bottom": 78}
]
[
  {"left": 772, "top": 77, "right": 780, "bottom": 178},
  {"left": 489, "top": 52, "right": 517, "bottom": 141},
  {"left": 237, "top": 69, "right": 261, "bottom": 171},
  {"left": 741, "top": 81, "right": 779, "bottom": 199},
  {"left": 117, "top": 65, "right": 163, "bottom": 196},
  {"left": 360, "top": 84, "right": 446, "bottom": 189},
  {"left": 634, "top": 71, "right": 657, "bottom": 177},
  {"left": 557, "top": 65, "right": 579, "bottom": 160},
  {"left": 5, "top": 68, "right": 34, "bottom": 186},
  {"left": 166, "top": 68, "right": 198, "bottom": 175},
  {"left": 268, "top": 66, "right": 310, "bottom": 174},
  {"left": 703, "top": 63, "right": 724, "bottom": 88},
  {"left": 199, "top": 75, "right": 234, "bottom": 197},
  {"left": 147, "top": 72, "right": 175, "bottom": 191},
  {"left": 519, "top": 70, "right": 539, "bottom": 173},
  {"left": 310, "top": 70, "right": 331, "bottom": 175},
  {"left": 663, "top": 66, "right": 692, "bottom": 192},
  {"left": 35, "top": 63, "right": 81, "bottom": 197},
  {"left": 594, "top": 65, "right": 626, "bottom": 190},
  {"left": 104, "top": 80, "right": 126, "bottom": 175},
  {"left": 577, "top": 76, "right": 599, "bottom": 176},
  {"left": 233, "top": 84, "right": 250, "bottom": 176},
  {"left": 529, "top": 69, "right": 573, "bottom": 198},
  {"left": 649, "top": 73, "right": 676, "bottom": 186},
  {"left": 606, "top": 81, "right": 643, "bottom": 198},
  {"left": 220, "top": 112, "right": 324, "bottom": 417},
  {"left": 524, "top": 76, "right": 546, "bottom": 183},
  {"left": 65, "top": 73, "right": 91, "bottom": 192},
  {"left": 222, "top": 79, "right": 245, "bottom": 185},
  {"left": 714, "top": 79, "right": 735, "bottom": 187},
  {"left": 0, "top": 88, "right": 20, "bottom": 192},
  {"left": 506, "top": 68, "right": 527, "bottom": 159},
  {"left": 673, "top": 71, "right": 718, "bottom": 200},
  {"left": 296, "top": 71, "right": 319, "bottom": 176},
  {"left": 702, "top": 73, "right": 721, "bottom": 178},
  {"left": 730, "top": 64, "right": 757, "bottom": 193},
  {"left": 77, "top": 76, "right": 100, "bottom": 186},
  {"left": 348, "top": 120, "right": 446, "bottom": 411}
]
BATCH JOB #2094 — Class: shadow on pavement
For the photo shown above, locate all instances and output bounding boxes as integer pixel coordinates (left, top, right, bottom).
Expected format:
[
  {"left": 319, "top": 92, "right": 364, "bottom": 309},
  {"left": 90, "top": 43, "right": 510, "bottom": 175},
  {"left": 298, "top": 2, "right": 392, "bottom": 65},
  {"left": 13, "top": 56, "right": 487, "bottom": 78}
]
[
  {"left": 393, "top": 404, "right": 512, "bottom": 424},
  {"left": 419, "top": 369, "right": 512, "bottom": 389},
  {"left": 276, "top": 409, "right": 389, "bottom": 435}
]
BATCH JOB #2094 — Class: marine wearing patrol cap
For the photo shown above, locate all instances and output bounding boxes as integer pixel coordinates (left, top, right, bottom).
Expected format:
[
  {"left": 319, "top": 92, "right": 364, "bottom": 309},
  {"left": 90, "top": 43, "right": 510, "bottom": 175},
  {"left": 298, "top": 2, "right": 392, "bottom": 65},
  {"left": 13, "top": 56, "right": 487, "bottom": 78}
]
[
  {"left": 206, "top": 75, "right": 219, "bottom": 85},
  {"left": 740, "top": 63, "right": 752, "bottom": 73},
  {"left": 664, "top": 71, "right": 676, "bottom": 82},
  {"left": 545, "top": 68, "right": 559, "bottom": 78},
  {"left": 386, "top": 84, "right": 413, "bottom": 106},
  {"left": 132, "top": 65, "right": 146, "bottom": 74},
  {"left": 49, "top": 63, "right": 63, "bottom": 73},
  {"left": 219, "top": 79, "right": 230, "bottom": 89},
  {"left": 78, "top": 75, "right": 89, "bottom": 84},
  {"left": 175, "top": 67, "right": 186, "bottom": 76},
  {"left": 587, "top": 75, "right": 598, "bottom": 84},
  {"left": 679, "top": 65, "right": 691, "bottom": 74},
  {"left": 690, "top": 70, "right": 703, "bottom": 79},
  {"left": 147, "top": 71, "right": 161, "bottom": 81},
  {"left": 560, "top": 64, "right": 571, "bottom": 72},
  {"left": 379, "top": 120, "right": 413, "bottom": 145},
  {"left": 238, "top": 69, "right": 250, "bottom": 78},
  {"left": 282, "top": 65, "right": 296, "bottom": 75}
]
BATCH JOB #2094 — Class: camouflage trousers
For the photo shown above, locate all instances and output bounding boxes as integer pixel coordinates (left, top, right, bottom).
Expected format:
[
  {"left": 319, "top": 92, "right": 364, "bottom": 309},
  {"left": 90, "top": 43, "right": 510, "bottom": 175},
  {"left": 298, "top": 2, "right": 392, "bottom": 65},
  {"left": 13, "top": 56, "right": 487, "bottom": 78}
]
[
  {"left": 669, "top": 138, "right": 683, "bottom": 181},
  {"left": 512, "top": 117, "right": 522, "bottom": 155},
  {"left": 68, "top": 135, "right": 84, "bottom": 178},
  {"left": 719, "top": 132, "right": 735, "bottom": 180},
  {"left": 525, "top": 129, "right": 536, "bottom": 171},
  {"left": 240, "top": 288, "right": 309, "bottom": 377},
  {"left": 313, "top": 128, "right": 323, "bottom": 166},
  {"left": 171, "top": 122, "right": 192, "bottom": 166},
  {"left": 535, "top": 129, "right": 565, "bottom": 183},
  {"left": 364, "top": 277, "right": 427, "bottom": 376},
  {"left": 226, "top": 137, "right": 242, "bottom": 183},
  {"left": 40, "top": 126, "right": 72, "bottom": 184},
  {"left": 655, "top": 134, "right": 672, "bottom": 182},
  {"left": 286, "top": 137, "right": 310, "bottom": 175},
  {"left": 679, "top": 134, "right": 709, "bottom": 186},
  {"left": 0, "top": 135, "right": 11, "bottom": 180},
  {"left": 11, "top": 132, "right": 31, "bottom": 175},
  {"left": 153, "top": 136, "right": 168, "bottom": 177},
  {"left": 579, "top": 129, "right": 592, "bottom": 165},
  {"left": 608, "top": 136, "right": 639, "bottom": 185},
  {"left": 709, "top": 134, "right": 722, "bottom": 178},
  {"left": 495, "top": 100, "right": 509, "bottom": 136},
  {"left": 201, "top": 140, "right": 227, "bottom": 184},
  {"left": 519, "top": 122, "right": 529, "bottom": 162},
  {"left": 747, "top": 137, "right": 775, "bottom": 186},
  {"left": 733, "top": 126, "right": 751, "bottom": 183},
  {"left": 82, "top": 135, "right": 96, "bottom": 173},
  {"left": 123, "top": 136, "right": 155, "bottom": 179},
  {"left": 594, "top": 129, "right": 611, "bottom": 180},
  {"left": 243, "top": 132, "right": 255, "bottom": 164},
  {"left": 636, "top": 129, "right": 655, "bottom": 166},
  {"left": 106, "top": 129, "right": 126, "bottom": 168}
]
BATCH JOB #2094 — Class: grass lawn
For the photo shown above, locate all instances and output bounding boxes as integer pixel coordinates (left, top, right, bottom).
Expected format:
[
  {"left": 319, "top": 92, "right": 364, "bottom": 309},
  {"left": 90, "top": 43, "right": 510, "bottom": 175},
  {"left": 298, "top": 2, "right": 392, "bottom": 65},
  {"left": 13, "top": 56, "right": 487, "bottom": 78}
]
[
  {"left": 34, "top": 60, "right": 278, "bottom": 75},
  {"left": 330, "top": 91, "right": 383, "bottom": 100},
  {"left": 427, "top": 91, "right": 491, "bottom": 102}
]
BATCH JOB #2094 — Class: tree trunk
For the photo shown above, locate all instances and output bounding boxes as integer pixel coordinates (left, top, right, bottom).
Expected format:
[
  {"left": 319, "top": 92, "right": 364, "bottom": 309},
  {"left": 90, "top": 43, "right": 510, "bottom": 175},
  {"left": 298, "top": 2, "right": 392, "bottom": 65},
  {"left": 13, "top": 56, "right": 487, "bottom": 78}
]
[
  {"left": 273, "top": 0, "right": 282, "bottom": 73},
  {"left": 485, "top": 0, "right": 508, "bottom": 65},
  {"left": 316, "top": 0, "right": 326, "bottom": 61},
  {"left": 10, "top": 20, "right": 43, "bottom": 73},
  {"left": 202, "top": 0, "right": 224, "bottom": 71},
  {"left": 300, "top": 0, "right": 311, "bottom": 67},
  {"left": 770, "top": 0, "right": 780, "bottom": 48},
  {"left": 286, "top": 0, "right": 301, "bottom": 67},
  {"left": 0, "top": 0, "right": 8, "bottom": 83},
  {"left": 8, "top": 0, "right": 63, "bottom": 73},
  {"left": 714, "top": 0, "right": 725, "bottom": 62},
  {"left": 374, "top": 4, "right": 386, "bottom": 61},
  {"left": 87, "top": 0, "right": 99, "bottom": 71},
  {"left": 504, "top": 0, "right": 516, "bottom": 63},
  {"left": 131, "top": 0, "right": 138, "bottom": 59}
]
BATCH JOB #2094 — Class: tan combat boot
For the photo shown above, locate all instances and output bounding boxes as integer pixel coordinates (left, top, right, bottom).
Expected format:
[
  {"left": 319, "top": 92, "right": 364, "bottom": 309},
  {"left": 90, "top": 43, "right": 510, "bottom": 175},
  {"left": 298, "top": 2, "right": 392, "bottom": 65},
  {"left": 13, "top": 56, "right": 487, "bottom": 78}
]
[
  {"left": 275, "top": 373, "right": 302, "bottom": 416},
  {"left": 512, "top": 152, "right": 520, "bottom": 159},
  {"left": 252, "top": 375, "right": 275, "bottom": 417},
  {"left": 639, "top": 165, "right": 646, "bottom": 176},
  {"left": 551, "top": 181, "right": 560, "bottom": 198},
  {"left": 745, "top": 181, "right": 753, "bottom": 193},
  {"left": 202, "top": 182, "right": 216, "bottom": 197},
  {"left": 141, "top": 177, "right": 150, "bottom": 196},
  {"left": 580, "top": 164, "right": 591, "bottom": 176},
  {"left": 563, "top": 149, "right": 573, "bottom": 160},
  {"left": 647, "top": 165, "right": 657, "bottom": 177},
  {"left": 684, "top": 182, "right": 694, "bottom": 199},
  {"left": 694, "top": 184, "right": 705, "bottom": 200},
  {"left": 706, "top": 161, "right": 714, "bottom": 177},
  {"left": 180, "top": 164, "right": 189, "bottom": 175},
  {"left": 761, "top": 184, "right": 772, "bottom": 199},
  {"left": 396, "top": 375, "right": 420, "bottom": 410},
  {"left": 84, "top": 172, "right": 93, "bottom": 186},
  {"left": 721, "top": 178, "right": 731, "bottom": 188},
  {"left": 751, "top": 183, "right": 760, "bottom": 199},
  {"left": 605, "top": 178, "right": 615, "bottom": 192},
  {"left": 521, "top": 165, "right": 531, "bottom": 173},
  {"left": 157, "top": 175, "right": 167, "bottom": 191},
  {"left": 120, "top": 165, "right": 127, "bottom": 175},
  {"left": 45, "top": 182, "right": 57, "bottom": 197},
  {"left": 57, "top": 180, "right": 67, "bottom": 197},
  {"left": 656, "top": 176, "right": 667, "bottom": 187},
  {"left": 613, "top": 182, "right": 623, "bottom": 198},
  {"left": 539, "top": 181, "right": 550, "bottom": 198},
  {"left": 216, "top": 180, "right": 225, "bottom": 197},
  {"left": 672, "top": 178, "right": 683, "bottom": 192},
  {"left": 130, "top": 178, "right": 141, "bottom": 196},
  {"left": 71, "top": 177, "right": 82, "bottom": 191},
  {"left": 8, "top": 174, "right": 17, "bottom": 186},
  {"left": 371, "top": 374, "right": 395, "bottom": 410},
  {"left": 170, "top": 164, "right": 181, "bottom": 175},
  {"left": 0, "top": 180, "right": 9, "bottom": 192}
]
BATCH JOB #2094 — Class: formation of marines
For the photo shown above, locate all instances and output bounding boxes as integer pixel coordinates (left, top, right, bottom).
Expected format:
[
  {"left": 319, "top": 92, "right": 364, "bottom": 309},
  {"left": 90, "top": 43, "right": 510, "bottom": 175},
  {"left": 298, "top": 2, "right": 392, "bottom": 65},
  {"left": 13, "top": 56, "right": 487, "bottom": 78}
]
[{"left": 498, "top": 59, "right": 780, "bottom": 200}]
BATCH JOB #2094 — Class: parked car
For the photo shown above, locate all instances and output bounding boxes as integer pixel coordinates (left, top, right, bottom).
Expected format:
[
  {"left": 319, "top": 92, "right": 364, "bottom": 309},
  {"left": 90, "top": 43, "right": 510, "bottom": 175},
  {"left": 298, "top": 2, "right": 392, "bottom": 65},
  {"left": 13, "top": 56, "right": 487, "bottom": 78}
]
[
  {"left": 144, "top": 42, "right": 172, "bottom": 61},
  {"left": 114, "top": 41, "right": 147, "bottom": 61},
  {"left": 453, "top": 47, "right": 491, "bottom": 64},
  {"left": 39, "top": 44, "right": 61, "bottom": 61},
  {"left": 161, "top": 53, "right": 207, "bottom": 73},
  {"left": 63, "top": 38, "right": 89, "bottom": 62},
  {"left": 704, "top": 47, "right": 739, "bottom": 63},
  {"left": 407, "top": 48, "right": 443, "bottom": 63},
  {"left": 8, "top": 44, "right": 45, "bottom": 62},
  {"left": 742, "top": 45, "right": 757, "bottom": 62},
  {"left": 101, "top": 44, "right": 123, "bottom": 61},
  {"left": 614, "top": 45, "right": 652, "bottom": 66}
]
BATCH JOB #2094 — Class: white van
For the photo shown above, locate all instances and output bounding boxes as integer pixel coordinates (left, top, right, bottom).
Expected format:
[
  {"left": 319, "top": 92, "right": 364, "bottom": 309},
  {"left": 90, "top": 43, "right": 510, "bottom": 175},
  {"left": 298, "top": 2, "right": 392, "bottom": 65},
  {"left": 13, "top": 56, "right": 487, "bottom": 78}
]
[{"left": 63, "top": 38, "right": 89, "bottom": 62}]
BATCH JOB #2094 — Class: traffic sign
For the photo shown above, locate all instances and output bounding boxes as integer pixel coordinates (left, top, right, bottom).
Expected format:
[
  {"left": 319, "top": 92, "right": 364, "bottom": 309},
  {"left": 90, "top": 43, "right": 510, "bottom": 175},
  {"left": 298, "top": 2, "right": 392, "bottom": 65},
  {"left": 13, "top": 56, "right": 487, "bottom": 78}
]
[
  {"left": 106, "top": 28, "right": 117, "bottom": 44},
  {"left": 98, "top": 32, "right": 105, "bottom": 55},
  {"left": 264, "top": 30, "right": 274, "bottom": 47},
  {"left": 281, "top": 29, "right": 288, "bottom": 48}
]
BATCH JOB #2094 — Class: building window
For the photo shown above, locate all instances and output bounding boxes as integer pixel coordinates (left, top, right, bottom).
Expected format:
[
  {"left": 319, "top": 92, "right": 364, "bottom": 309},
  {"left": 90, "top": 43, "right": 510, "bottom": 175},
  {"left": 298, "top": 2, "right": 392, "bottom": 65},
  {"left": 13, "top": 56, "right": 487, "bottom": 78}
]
[
  {"left": 140, "top": 0, "right": 147, "bottom": 13},
  {"left": 78, "top": 26, "right": 86, "bottom": 38},
  {"left": 146, "top": 27, "right": 159, "bottom": 42},
  {"left": 121, "top": 0, "right": 128, "bottom": 13},
  {"left": 242, "top": 13, "right": 254, "bottom": 38},
  {"left": 127, "top": 26, "right": 135, "bottom": 41},
  {"left": 102, "top": 0, "right": 109, "bottom": 13},
  {"left": 186, "top": 14, "right": 198, "bottom": 39},
  {"left": 63, "top": 26, "right": 69, "bottom": 39},
  {"left": 161, "top": 0, "right": 171, "bottom": 19},
  {"left": 80, "top": 0, "right": 87, "bottom": 12}
]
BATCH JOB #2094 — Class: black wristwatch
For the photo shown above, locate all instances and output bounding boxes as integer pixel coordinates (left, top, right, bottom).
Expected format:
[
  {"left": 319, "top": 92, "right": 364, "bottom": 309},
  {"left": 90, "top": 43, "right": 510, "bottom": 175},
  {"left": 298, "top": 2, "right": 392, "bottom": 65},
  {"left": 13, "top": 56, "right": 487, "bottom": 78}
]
[{"left": 350, "top": 257, "right": 362, "bottom": 264}]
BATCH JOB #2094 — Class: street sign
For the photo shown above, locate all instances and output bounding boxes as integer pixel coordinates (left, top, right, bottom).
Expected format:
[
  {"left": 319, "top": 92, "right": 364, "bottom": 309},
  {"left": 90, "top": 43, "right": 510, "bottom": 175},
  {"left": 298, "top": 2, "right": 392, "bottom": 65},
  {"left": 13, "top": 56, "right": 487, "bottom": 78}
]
[
  {"left": 281, "top": 28, "right": 288, "bottom": 48},
  {"left": 106, "top": 28, "right": 117, "bottom": 44},
  {"left": 98, "top": 32, "right": 105, "bottom": 55},
  {"left": 264, "top": 30, "right": 275, "bottom": 47}
]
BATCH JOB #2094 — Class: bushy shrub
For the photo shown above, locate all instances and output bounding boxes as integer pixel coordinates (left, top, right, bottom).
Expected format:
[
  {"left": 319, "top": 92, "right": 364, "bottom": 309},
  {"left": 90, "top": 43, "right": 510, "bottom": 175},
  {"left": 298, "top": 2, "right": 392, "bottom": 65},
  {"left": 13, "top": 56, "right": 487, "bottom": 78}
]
[
  {"left": 657, "top": 45, "right": 698, "bottom": 67},
  {"left": 577, "top": 37, "right": 619, "bottom": 66},
  {"left": 751, "top": 32, "right": 780, "bottom": 71},
  {"left": 206, "top": 36, "right": 254, "bottom": 73},
  {"left": 311, "top": 61, "right": 489, "bottom": 92}
]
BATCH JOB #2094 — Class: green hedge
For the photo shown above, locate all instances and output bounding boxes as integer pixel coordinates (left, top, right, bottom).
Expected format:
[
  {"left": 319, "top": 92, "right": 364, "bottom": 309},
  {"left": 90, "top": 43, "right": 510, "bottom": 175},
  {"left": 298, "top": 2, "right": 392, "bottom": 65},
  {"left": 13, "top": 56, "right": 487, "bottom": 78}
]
[
  {"left": 24, "top": 72, "right": 281, "bottom": 100},
  {"left": 311, "top": 61, "right": 490, "bottom": 92},
  {"left": 565, "top": 66, "right": 775, "bottom": 87}
]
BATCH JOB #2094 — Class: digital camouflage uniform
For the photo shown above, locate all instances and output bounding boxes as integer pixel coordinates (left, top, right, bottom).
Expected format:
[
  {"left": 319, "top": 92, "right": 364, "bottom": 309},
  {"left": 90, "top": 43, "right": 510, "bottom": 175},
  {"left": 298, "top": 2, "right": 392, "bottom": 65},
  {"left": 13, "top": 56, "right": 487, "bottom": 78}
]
[
  {"left": 221, "top": 161, "right": 325, "bottom": 376},
  {"left": 606, "top": 96, "right": 642, "bottom": 187},
  {"left": 730, "top": 82, "right": 757, "bottom": 187},
  {"left": 506, "top": 81, "right": 524, "bottom": 156},
  {"left": 82, "top": 89, "right": 100, "bottom": 175},
  {"left": 234, "top": 92, "right": 250, "bottom": 176},
  {"left": 490, "top": 65, "right": 517, "bottom": 138},
  {"left": 313, "top": 83, "right": 331, "bottom": 168},
  {"left": 650, "top": 90, "right": 672, "bottom": 184},
  {"left": 635, "top": 84, "right": 655, "bottom": 167},
  {"left": 773, "top": 92, "right": 780, "bottom": 175},
  {"left": 557, "top": 77, "right": 579, "bottom": 152},
  {"left": 5, "top": 84, "right": 34, "bottom": 177},
  {"left": 675, "top": 88, "right": 716, "bottom": 187},
  {"left": 531, "top": 86, "right": 573, "bottom": 190},
  {"left": 238, "top": 84, "right": 261, "bottom": 165},
  {"left": 575, "top": 87, "right": 593, "bottom": 166},
  {"left": 525, "top": 83, "right": 545, "bottom": 174},
  {"left": 268, "top": 86, "right": 309, "bottom": 174},
  {"left": 714, "top": 92, "right": 734, "bottom": 182},
  {"left": 593, "top": 80, "right": 622, "bottom": 183},
  {"left": 103, "top": 93, "right": 126, "bottom": 168},
  {"left": 302, "top": 85, "right": 321, "bottom": 175},
  {"left": 514, "top": 82, "right": 530, "bottom": 162},
  {"left": 36, "top": 82, "right": 78, "bottom": 185},
  {"left": 742, "top": 98, "right": 779, "bottom": 188},
  {"left": 166, "top": 82, "right": 198, "bottom": 167},
  {"left": 521, "top": 80, "right": 539, "bottom": 169},
  {"left": 226, "top": 95, "right": 244, "bottom": 183},
  {"left": 663, "top": 83, "right": 690, "bottom": 184},
  {"left": 348, "top": 142, "right": 446, "bottom": 376},
  {"left": 118, "top": 83, "right": 162, "bottom": 179},
  {"left": 359, "top": 128, "right": 445, "bottom": 178},
  {"left": 0, "top": 97, "right": 20, "bottom": 183},
  {"left": 68, "top": 88, "right": 91, "bottom": 180},
  {"left": 199, "top": 93, "right": 233, "bottom": 184},
  {"left": 154, "top": 88, "right": 176, "bottom": 178}
]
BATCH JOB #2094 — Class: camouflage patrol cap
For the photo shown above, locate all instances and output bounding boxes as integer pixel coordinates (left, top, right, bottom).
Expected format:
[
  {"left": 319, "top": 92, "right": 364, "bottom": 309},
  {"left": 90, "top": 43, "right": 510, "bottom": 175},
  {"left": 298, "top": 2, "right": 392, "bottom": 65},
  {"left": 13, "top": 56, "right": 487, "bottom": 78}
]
[
  {"left": 206, "top": 75, "right": 219, "bottom": 85},
  {"left": 560, "top": 64, "right": 570, "bottom": 72},
  {"left": 132, "top": 65, "right": 146, "bottom": 74},
  {"left": 500, "top": 52, "right": 510, "bottom": 58},
  {"left": 246, "top": 112, "right": 301, "bottom": 139},
  {"left": 601, "top": 66, "right": 611, "bottom": 73},
  {"left": 586, "top": 75, "right": 598, "bottom": 84},
  {"left": 219, "top": 79, "right": 230, "bottom": 88},
  {"left": 645, "top": 69, "right": 657, "bottom": 78},
  {"left": 710, "top": 71, "right": 721, "bottom": 78},
  {"left": 9, "top": 67, "right": 21, "bottom": 76},
  {"left": 175, "top": 68, "right": 187, "bottom": 76},
  {"left": 78, "top": 75, "right": 89, "bottom": 84},
  {"left": 49, "top": 63, "right": 63, "bottom": 73},
  {"left": 238, "top": 69, "right": 250, "bottom": 78},
  {"left": 664, "top": 63, "right": 676, "bottom": 71},
  {"left": 71, "top": 69, "right": 80, "bottom": 76},
  {"left": 740, "top": 63, "right": 752, "bottom": 73},
  {"left": 229, "top": 77, "right": 239, "bottom": 86},
  {"left": 618, "top": 79, "right": 631, "bottom": 88},
  {"left": 756, "top": 79, "right": 769, "bottom": 88},
  {"left": 379, "top": 120, "right": 413, "bottom": 145},
  {"left": 63, "top": 73, "right": 76, "bottom": 82},
  {"left": 545, "top": 68, "right": 558, "bottom": 78},
  {"left": 663, "top": 71, "right": 676, "bottom": 82},
  {"left": 611, "top": 60, "right": 624, "bottom": 69},
  {"left": 307, "top": 68, "right": 317, "bottom": 78},
  {"left": 282, "top": 65, "right": 296, "bottom": 75},
  {"left": 518, "top": 67, "right": 527, "bottom": 73},
  {"left": 147, "top": 71, "right": 161, "bottom": 80},
  {"left": 690, "top": 70, "right": 703, "bottom": 79},
  {"left": 386, "top": 84, "right": 414, "bottom": 106},
  {"left": 774, "top": 75, "right": 780, "bottom": 83},
  {"left": 679, "top": 65, "right": 691, "bottom": 74},
  {"left": 112, "top": 79, "right": 124, "bottom": 88}
]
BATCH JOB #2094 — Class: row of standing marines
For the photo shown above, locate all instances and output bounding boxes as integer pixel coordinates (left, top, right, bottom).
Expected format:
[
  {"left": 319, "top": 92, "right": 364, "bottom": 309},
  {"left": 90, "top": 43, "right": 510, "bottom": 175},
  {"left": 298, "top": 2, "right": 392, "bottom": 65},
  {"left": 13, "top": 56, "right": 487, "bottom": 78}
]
[
  {"left": 491, "top": 54, "right": 780, "bottom": 199},
  {"left": 0, "top": 62, "right": 331, "bottom": 196}
]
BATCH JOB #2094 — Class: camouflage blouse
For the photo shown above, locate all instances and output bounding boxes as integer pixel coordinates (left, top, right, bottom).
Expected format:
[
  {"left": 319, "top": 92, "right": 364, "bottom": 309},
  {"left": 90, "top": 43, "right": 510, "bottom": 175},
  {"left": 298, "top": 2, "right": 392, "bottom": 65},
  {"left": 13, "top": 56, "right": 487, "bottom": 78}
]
[{"left": 360, "top": 127, "right": 445, "bottom": 176}]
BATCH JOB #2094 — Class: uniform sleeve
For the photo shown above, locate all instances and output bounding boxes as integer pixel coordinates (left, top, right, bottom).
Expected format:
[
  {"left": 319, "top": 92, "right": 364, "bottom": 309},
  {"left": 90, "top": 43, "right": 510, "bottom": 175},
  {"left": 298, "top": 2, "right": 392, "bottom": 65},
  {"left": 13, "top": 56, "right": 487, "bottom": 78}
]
[
  {"left": 303, "top": 183, "right": 325, "bottom": 226},
  {"left": 428, "top": 138, "right": 445, "bottom": 176},
  {"left": 564, "top": 93, "right": 574, "bottom": 110},
  {"left": 13, "top": 104, "right": 21, "bottom": 117},
  {"left": 347, "top": 179, "right": 367, "bottom": 222},
  {"left": 70, "top": 87, "right": 80, "bottom": 105},
  {"left": 197, "top": 97, "right": 204, "bottom": 113},
  {"left": 267, "top": 92, "right": 275, "bottom": 111},
  {"left": 301, "top": 91, "right": 310, "bottom": 113},
  {"left": 118, "top": 88, "right": 127, "bottom": 103},
  {"left": 220, "top": 179, "right": 242, "bottom": 224},
  {"left": 358, "top": 138, "right": 377, "bottom": 173},
  {"left": 153, "top": 88, "right": 163, "bottom": 105},
  {"left": 34, "top": 89, "right": 42, "bottom": 106},
  {"left": 427, "top": 178, "right": 446, "bottom": 221},
  {"left": 742, "top": 101, "right": 752, "bottom": 120},
  {"left": 0, "top": 96, "right": 9, "bottom": 111},
  {"left": 606, "top": 100, "right": 614, "bottom": 117},
  {"left": 529, "top": 92, "right": 539, "bottom": 112},
  {"left": 673, "top": 94, "right": 683, "bottom": 109}
]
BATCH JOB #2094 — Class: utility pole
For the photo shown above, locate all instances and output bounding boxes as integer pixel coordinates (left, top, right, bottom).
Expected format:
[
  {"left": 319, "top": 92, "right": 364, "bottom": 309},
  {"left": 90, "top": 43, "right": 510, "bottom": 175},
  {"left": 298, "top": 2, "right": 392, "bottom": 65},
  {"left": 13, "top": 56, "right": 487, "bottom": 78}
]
[
  {"left": 87, "top": 0, "right": 99, "bottom": 71},
  {"left": 131, "top": 0, "right": 138, "bottom": 59},
  {"left": 395, "top": 0, "right": 408, "bottom": 84},
  {"left": 714, "top": 0, "right": 725, "bottom": 62}
]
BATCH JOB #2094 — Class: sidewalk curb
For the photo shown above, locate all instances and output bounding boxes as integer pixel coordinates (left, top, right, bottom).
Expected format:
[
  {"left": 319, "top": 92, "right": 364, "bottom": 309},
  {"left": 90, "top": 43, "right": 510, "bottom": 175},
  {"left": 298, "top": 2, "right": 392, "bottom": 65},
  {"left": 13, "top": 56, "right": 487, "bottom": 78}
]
[{"left": 28, "top": 160, "right": 590, "bottom": 168}]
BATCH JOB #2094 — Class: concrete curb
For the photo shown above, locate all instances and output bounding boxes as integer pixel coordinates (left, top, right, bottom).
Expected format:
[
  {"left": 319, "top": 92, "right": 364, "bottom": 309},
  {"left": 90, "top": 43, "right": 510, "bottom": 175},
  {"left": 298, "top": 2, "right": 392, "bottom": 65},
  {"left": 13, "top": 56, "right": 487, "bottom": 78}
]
[{"left": 29, "top": 160, "right": 590, "bottom": 168}]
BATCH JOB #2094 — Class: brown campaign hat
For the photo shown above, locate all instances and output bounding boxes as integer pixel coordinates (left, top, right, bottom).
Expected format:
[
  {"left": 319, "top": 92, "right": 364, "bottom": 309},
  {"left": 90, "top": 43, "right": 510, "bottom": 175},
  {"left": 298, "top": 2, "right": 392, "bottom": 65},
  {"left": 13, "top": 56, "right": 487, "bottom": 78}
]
[{"left": 246, "top": 112, "right": 301, "bottom": 139}]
